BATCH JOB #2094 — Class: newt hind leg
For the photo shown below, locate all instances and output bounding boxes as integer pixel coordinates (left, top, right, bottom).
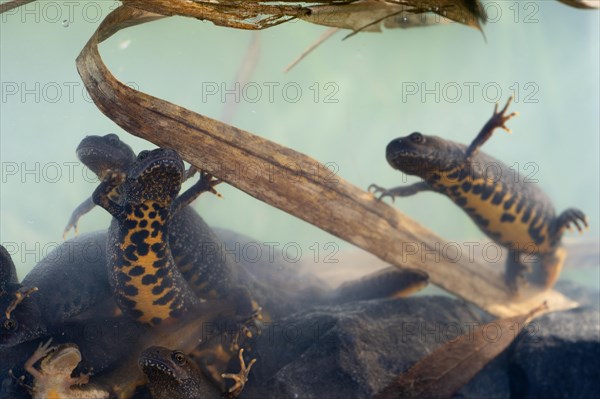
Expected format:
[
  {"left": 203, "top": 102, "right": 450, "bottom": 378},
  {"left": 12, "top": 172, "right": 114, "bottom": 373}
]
[
  {"left": 222, "top": 349, "right": 256, "bottom": 398},
  {"left": 505, "top": 250, "right": 531, "bottom": 294},
  {"left": 554, "top": 208, "right": 588, "bottom": 237},
  {"left": 538, "top": 247, "right": 567, "bottom": 289}
]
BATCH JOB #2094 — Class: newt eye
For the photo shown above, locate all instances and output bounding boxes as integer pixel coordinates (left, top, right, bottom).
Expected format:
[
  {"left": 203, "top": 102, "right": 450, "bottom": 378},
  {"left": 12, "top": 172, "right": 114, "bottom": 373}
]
[
  {"left": 3, "top": 319, "right": 18, "bottom": 331},
  {"left": 137, "top": 151, "right": 150, "bottom": 161},
  {"left": 106, "top": 134, "right": 119, "bottom": 144},
  {"left": 409, "top": 132, "right": 424, "bottom": 143},
  {"left": 172, "top": 351, "right": 186, "bottom": 364}
]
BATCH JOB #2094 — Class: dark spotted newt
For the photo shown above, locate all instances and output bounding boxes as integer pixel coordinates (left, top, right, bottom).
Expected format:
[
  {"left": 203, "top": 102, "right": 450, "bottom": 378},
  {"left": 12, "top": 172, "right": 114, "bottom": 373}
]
[
  {"left": 369, "top": 98, "right": 587, "bottom": 292},
  {"left": 92, "top": 148, "right": 222, "bottom": 325},
  {"left": 1, "top": 234, "right": 111, "bottom": 348},
  {"left": 65, "top": 134, "right": 237, "bottom": 302}
]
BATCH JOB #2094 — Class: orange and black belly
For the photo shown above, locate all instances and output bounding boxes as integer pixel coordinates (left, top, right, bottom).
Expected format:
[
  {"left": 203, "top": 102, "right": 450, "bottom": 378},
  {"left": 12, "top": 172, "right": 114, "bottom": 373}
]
[
  {"left": 109, "top": 201, "right": 199, "bottom": 326},
  {"left": 427, "top": 164, "right": 556, "bottom": 255},
  {"left": 79, "top": 135, "right": 237, "bottom": 304}
]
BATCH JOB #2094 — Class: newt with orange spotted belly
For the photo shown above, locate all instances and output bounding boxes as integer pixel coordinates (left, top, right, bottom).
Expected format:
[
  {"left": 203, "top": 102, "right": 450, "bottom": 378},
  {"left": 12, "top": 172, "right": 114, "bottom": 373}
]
[
  {"left": 66, "top": 134, "right": 239, "bottom": 303},
  {"left": 93, "top": 148, "right": 222, "bottom": 325},
  {"left": 369, "top": 98, "right": 588, "bottom": 292}
]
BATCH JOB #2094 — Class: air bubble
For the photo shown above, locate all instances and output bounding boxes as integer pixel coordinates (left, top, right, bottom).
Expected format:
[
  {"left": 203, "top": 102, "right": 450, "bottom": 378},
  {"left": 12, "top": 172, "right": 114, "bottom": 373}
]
[{"left": 119, "top": 40, "right": 132, "bottom": 50}]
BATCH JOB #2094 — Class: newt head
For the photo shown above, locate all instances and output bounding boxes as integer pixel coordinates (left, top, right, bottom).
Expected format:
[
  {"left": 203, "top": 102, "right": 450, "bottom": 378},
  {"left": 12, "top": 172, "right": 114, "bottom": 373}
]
[
  {"left": 77, "top": 133, "right": 136, "bottom": 177},
  {"left": 386, "top": 132, "right": 465, "bottom": 179},
  {"left": 124, "top": 148, "right": 185, "bottom": 207},
  {"left": 0, "top": 292, "right": 43, "bottom": 348},
  {"left": 138, "top": 346, "right": 195, "bottom": 382},
  {"left": 139, "top": 345, "right": 222, "bottom": 398}
]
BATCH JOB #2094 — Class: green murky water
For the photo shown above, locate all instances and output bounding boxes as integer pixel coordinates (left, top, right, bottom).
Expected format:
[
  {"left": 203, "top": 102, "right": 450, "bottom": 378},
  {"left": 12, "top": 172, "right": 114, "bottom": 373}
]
[{"left": 1, "top": 1, "right": 598, "bottom": 290}]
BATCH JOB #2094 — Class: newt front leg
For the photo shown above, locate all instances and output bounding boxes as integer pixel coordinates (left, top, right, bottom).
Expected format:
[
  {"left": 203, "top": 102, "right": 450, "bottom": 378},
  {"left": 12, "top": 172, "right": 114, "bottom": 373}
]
[
  {"left": 171, "top": 171, "right": 222, "bottom": 217},
  {"left": 92, "top": 170, "right": 126, "bottom": 217},
  {"left": 465, "top": 96, "right": 518, "bottom": 160},
  {"left": 368, "top": 181, "right": 433, "bottom": 202}
]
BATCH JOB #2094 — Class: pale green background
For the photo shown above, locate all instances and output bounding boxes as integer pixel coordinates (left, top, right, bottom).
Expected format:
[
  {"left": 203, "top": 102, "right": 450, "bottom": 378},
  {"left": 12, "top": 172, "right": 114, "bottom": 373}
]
[{"left": 1, "top": 1, "right": 598, "bottom": 289}]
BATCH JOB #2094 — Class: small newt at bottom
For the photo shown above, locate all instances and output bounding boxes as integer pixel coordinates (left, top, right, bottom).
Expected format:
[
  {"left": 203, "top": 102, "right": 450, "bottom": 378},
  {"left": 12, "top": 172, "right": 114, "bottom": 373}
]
[{"left": 20, "top": 339, "right": 111, "bottom": 399}]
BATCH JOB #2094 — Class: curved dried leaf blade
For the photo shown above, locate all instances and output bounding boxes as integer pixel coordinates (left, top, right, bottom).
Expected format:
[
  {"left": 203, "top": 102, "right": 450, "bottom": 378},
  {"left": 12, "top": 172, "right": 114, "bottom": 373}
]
[
  {"left": 374, "top": 303, "right": 548, "bottom": 399},
  {"left": 0, "top": 0, "right": 35, "bottom": 14},
  {"left": 76, "top": 6, "right": 577, "bottom": 319},
  {"left": 557, "top": 0, "right": 600, "bottom": 9}
]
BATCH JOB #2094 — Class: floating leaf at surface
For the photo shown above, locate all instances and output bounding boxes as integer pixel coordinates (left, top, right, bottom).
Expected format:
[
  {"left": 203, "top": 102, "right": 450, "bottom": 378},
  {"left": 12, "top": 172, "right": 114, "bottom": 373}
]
[
  {"left": 301, "top": 0, "right": 487, "bottom": 33},
  {"left": 120, "top": 0, "right": 486, "bottom": 32}
]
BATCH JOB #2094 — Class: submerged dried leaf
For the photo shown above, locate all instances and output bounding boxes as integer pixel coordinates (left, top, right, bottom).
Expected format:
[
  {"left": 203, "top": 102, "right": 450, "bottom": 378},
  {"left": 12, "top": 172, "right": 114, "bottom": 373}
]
[
  {"left": 221, "top": 32, "right": 261, "bottom": 121},
  {"left": 375, "top": 303, "right": 548, "bottom": 399},
  {"left": 284, "top": 27, "right": 340, "bottom": 73}
]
